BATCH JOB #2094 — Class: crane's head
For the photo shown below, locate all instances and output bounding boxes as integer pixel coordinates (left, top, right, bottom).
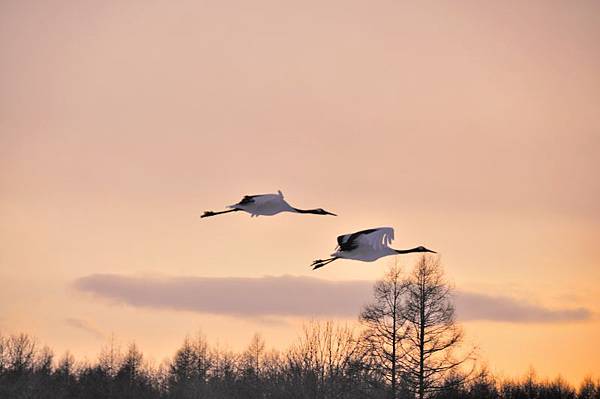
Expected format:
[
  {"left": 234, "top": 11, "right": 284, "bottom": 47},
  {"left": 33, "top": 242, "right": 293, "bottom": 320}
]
[
  {"left": 315, "top": 208, "right": 337, "bottom": 216},
  {"left": 416, "top": 246, "right": 437, "bottom": 253}
]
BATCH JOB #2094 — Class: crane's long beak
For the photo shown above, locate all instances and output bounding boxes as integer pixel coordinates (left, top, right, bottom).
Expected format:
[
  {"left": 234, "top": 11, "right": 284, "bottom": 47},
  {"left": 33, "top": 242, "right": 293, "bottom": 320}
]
[
  {"left": 426, "top": 249, "right": 437, "bottom": 253},
  {"left": 325, "top": 211, "right": 337, "bottom": 216}
]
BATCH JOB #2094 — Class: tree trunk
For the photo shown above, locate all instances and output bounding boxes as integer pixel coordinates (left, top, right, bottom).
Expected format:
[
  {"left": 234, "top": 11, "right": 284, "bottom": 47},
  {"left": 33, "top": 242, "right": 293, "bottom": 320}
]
[
  {"left": 391, "top": 305, "right": 397, "bottom": 399},
  {"left": 418, "top": 278, "right": 425, "bottom": 399}
]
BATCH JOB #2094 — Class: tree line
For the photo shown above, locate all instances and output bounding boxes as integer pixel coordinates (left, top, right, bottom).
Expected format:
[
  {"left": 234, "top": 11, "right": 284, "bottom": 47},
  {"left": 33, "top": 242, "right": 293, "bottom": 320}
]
[{"left": 1, "top": 256, "right": 598, "bottom": 399}]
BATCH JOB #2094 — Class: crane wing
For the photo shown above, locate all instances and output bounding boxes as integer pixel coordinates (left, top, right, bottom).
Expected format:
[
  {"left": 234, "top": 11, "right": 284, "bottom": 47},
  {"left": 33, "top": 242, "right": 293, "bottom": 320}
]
[
  {"left": 361, "top": 227, "right": 395, "bottom": 249},
  {"left": 337, "top": 229, "right": 376, "bottom": 249},
  {"left": 228, "top": 192, "right": 289, "bottom": 217},
  {"left": 231, "top": 192, "right": 276, "bottom": 206},
  {"left": 233, "top": 191, "right": 284, "bottom": 206},
  {"left": 237, "top": 195, "right": 257, "bottom": 205},
  {"left": 337, "top": 227, "right": 395, "bottom": 251}
]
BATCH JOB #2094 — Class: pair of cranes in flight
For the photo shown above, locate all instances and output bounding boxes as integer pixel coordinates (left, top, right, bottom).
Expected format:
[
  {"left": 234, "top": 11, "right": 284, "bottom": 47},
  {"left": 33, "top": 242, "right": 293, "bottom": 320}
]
[{"left": 201, "top": 190, "right": 436, "bottom": 270}]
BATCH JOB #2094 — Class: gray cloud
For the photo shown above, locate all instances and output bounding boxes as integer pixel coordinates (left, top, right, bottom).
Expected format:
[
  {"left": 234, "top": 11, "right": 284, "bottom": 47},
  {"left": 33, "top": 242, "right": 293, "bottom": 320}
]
[
  {"left": 73, "top": 274, "right": 591, "bottom": 323},
  {"left": 74, "top": 274, "right": 372, "bottom": 318},
  {"left": 64, "top": 318, "right": 104, "bottom": 339},
  {"left": 453, "top": 292, "right": 591, "bottom": 323}
]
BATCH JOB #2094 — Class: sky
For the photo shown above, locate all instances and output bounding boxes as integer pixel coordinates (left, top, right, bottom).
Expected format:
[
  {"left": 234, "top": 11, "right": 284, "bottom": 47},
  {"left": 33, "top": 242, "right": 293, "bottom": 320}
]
[{"left": 1, "top": 0, "right": 599, "bottom": 385}]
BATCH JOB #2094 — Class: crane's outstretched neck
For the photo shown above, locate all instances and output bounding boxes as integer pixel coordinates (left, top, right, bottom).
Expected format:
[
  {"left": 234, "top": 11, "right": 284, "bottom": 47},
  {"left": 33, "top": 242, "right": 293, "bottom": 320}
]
[
  {"left": 201, "top": 209, "right": 240, "bottom": 218},
  {"left": 395, "top": 246, "right": 437, "bottom": 254},
  {"left": 293, "top": 208, "right": 319, "bottom": 214},
  {"left": 292, "top": 208, "right": 337, "bottom": 216}
]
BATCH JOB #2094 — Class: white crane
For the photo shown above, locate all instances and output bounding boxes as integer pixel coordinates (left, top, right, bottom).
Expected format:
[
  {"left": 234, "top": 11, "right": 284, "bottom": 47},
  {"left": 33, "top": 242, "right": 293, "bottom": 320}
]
[
  {"left": 310, "top": 227, "right": 436, "bottom": 270},
  {"left": 201, "top": 190, "right": 337, "bottom": 218}
]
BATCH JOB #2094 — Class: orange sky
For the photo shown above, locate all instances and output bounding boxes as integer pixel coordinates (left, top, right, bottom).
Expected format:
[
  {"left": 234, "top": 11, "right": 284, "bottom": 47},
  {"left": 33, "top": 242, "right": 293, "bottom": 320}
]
[{"left": 1, "top": 0, "right": 599, "bottom": 385}]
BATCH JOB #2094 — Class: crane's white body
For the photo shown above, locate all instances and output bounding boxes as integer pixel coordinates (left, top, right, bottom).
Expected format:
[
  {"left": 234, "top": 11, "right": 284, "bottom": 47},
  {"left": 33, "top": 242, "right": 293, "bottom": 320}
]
[
  {"left": 335, "top": 246, "right": 398, "bottom": 262},
  {"left": 201, "top": 190, "right": 335, "bottom": 218},
  {"left": 228, "top": 191, "right": 294, "bottom": 217},
  {"left": 332, "top": 227, "right": 397, "bottom": 262},
  {"left": 311, "top": 226, "right": 434, "bottom": 269}
]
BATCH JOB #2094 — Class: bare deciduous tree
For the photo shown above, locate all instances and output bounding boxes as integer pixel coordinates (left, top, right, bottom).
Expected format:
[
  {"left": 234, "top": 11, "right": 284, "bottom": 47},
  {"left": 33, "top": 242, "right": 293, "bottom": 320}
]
[
  {"left": 244, "top": 333, "right": 266, "bottom": 378},
  {"left": 169, "top": 333, "right": 213, "bottom": 398},
  {"left": 0, "top": 333, "right": 6, "bottom": 373},
  {"left": 6, "top": 333, "right": 37, "bottom": 374},
  {"left": 287, "top": 321, "right": 362, "bottom": 398},
  {"left": 360, "top": 265, "right": 407, "bottom": 399},
  {"left": 98, "top": 334, "right": 122, "bottom": 378},
  {"left": 399, "top": 255, "right": 475, "bottom": 399}
]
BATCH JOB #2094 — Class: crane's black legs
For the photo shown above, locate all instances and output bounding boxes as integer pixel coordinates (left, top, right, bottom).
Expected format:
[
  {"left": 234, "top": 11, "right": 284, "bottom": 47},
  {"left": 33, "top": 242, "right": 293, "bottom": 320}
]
[
  {"left": 310, "top": 257, "right": 338, "bottom": 270},
  {"left": 200, "top": 209, "right": 240, "bottom": 218}
]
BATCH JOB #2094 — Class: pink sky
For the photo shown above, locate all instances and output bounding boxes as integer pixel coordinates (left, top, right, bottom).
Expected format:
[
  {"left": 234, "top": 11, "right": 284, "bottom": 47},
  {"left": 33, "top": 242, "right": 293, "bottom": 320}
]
[{"left": 1, "top": 0, "right": 599, "bottom": 384}]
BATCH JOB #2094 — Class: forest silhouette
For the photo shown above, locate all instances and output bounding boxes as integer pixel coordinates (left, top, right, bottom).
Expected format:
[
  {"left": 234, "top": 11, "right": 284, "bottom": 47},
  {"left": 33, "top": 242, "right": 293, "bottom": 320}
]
[{"left": 1, "top": 256, "right": 597, "bottom": 399}]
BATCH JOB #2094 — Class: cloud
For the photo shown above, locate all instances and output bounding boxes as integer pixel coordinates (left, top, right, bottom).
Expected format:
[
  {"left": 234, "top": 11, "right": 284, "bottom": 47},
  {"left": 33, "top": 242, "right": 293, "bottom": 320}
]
[
  {"left": 65, "top": 318, "right": 104, "bottom": 339},
  {"left": 74, "top": 274, "right": 372, "bottom": 318},
  {"left": 73, "top": 274, "right": 592, "bottom": 324},
  {"left": 453, "top": 292, "right": 591, "bottom": 323}
]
